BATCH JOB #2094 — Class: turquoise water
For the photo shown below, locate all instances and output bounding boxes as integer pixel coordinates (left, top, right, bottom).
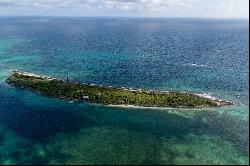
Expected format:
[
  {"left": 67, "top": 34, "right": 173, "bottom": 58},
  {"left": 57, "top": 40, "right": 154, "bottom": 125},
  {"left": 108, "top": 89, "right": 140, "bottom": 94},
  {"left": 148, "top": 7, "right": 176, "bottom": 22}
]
[{"left": 0, "top": 17, "right": 249, "bottom": 165}]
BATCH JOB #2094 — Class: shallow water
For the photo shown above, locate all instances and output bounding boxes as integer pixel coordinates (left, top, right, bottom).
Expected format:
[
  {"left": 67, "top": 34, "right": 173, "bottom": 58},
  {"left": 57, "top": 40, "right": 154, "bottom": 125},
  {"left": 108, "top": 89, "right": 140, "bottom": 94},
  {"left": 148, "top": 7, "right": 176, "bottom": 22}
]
[{"left": 0, "top": 17, "right": 249, "bottom": 165}]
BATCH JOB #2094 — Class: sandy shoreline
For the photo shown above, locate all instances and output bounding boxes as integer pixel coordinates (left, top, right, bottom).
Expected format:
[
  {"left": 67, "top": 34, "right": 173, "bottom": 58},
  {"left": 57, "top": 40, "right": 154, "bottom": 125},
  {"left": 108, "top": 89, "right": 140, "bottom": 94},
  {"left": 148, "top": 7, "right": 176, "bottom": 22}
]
[{"left": 106, "top": 104, "right": 229, "bottom": 111}]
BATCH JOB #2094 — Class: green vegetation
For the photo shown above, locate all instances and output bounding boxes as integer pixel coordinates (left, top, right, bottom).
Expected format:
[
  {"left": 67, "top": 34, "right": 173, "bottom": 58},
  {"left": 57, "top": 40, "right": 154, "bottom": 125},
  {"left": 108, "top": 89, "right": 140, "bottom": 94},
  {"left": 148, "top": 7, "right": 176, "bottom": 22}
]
[{"left": 6, "top": 72, "right": 233, "bottom": 108}]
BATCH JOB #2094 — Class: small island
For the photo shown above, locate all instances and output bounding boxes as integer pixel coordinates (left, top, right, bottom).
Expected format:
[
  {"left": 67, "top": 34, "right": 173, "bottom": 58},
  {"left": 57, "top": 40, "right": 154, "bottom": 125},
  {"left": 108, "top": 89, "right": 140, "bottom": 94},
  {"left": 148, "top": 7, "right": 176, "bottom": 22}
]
[{"left": 6, "top": 71, "right": 233, "bottom": 108}]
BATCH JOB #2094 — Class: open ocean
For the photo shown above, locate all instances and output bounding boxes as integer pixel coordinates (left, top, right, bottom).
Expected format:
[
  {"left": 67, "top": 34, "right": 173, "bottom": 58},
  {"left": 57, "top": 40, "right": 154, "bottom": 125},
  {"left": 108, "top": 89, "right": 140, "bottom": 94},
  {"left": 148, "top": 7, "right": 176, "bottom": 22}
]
[{"left": 0, "top": 17, "right": 249, "bottom": 165}]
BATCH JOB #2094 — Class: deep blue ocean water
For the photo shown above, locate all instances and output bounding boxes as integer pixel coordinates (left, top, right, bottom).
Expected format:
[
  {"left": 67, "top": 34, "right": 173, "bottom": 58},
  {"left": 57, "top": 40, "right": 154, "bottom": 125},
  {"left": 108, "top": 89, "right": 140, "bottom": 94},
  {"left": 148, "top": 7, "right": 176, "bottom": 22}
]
[{"left": 0, "top": 17, "right": 249, "bottom": 164}]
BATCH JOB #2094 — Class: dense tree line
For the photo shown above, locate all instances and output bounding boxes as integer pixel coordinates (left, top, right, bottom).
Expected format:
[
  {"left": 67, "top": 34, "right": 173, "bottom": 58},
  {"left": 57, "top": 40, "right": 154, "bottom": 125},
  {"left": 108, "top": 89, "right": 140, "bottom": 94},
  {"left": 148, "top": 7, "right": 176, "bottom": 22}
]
[{"left": 7, "top": 73, "right": 232, "bottom": 108}]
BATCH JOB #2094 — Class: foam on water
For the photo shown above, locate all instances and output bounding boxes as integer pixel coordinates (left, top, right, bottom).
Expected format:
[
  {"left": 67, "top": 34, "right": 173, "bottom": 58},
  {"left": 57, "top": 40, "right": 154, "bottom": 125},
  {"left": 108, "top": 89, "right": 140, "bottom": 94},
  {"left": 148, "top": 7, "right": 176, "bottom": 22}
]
[{"left": 182, "top": 63, "right": 214, "bottom": 68}]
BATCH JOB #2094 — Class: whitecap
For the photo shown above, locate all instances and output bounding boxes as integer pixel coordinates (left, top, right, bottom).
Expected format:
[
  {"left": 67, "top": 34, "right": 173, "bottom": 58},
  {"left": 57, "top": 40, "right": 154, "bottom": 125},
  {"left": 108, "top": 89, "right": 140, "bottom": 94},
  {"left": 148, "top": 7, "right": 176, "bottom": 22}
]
[
  {"left": 195, "top": 93, "right": 217, "bottom": 100},
  {"left": 183, "top": 63, "right": 213, "bottom": 68},
  {"left": 239, "top": 102, "right": 246, "bottom": 107}
]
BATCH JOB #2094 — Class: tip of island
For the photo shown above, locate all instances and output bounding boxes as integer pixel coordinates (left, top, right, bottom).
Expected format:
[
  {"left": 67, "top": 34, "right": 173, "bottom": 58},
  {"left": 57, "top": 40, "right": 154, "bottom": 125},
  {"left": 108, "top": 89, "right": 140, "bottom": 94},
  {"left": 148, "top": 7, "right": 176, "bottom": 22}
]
[{"left": 6, "top": 70, "right": 234, "bottom": 109}]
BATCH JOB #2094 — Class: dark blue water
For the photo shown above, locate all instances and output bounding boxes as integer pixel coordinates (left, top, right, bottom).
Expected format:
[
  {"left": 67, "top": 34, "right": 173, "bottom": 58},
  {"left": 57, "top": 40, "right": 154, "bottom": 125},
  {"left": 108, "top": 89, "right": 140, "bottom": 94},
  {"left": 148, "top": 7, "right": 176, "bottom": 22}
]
[{"left": 0, "top": 17, "right": 249, "bottom": 165}]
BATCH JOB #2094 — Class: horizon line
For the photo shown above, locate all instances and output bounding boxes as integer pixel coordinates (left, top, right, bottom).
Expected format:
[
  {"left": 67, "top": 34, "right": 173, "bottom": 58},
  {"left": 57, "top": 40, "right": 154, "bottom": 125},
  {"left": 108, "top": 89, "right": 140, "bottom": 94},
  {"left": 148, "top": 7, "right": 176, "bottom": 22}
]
[{"left": 0, "top": 15, "right": 249, "bottom": 20}]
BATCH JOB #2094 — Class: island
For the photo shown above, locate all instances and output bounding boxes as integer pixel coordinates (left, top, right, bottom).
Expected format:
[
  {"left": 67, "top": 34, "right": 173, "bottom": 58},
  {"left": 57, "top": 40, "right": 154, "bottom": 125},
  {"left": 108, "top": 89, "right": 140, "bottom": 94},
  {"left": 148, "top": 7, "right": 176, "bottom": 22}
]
[{"left": 6, "top": 70, "right": 234, "bottom": 108}]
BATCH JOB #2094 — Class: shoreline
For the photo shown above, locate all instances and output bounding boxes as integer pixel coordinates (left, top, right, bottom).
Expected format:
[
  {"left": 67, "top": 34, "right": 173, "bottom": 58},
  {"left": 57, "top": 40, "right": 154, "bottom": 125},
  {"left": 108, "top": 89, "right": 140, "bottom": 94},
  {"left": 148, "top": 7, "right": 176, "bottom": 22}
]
[
  {"left": 106, "top": 104, "right": 221, "bottom": 111},
  {"left": 9, "top": 70, "right": 228, "bottom": 101},
  {"left": 6, "top": 70, "right": 234, "bottom": 109}
]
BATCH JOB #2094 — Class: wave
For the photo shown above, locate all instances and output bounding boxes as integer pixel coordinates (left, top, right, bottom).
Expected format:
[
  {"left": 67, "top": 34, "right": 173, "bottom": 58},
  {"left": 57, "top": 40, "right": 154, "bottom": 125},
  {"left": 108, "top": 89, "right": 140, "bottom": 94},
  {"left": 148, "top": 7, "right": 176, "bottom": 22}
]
[
  {"left": 239, "top": 102, "right": 246, "bottom": 107},
  {"left": 195, "top": 93, "right": 218, "bottom": 101},
  {"left": 182, "top": 63, "right": 214, "bottom": 68}
]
